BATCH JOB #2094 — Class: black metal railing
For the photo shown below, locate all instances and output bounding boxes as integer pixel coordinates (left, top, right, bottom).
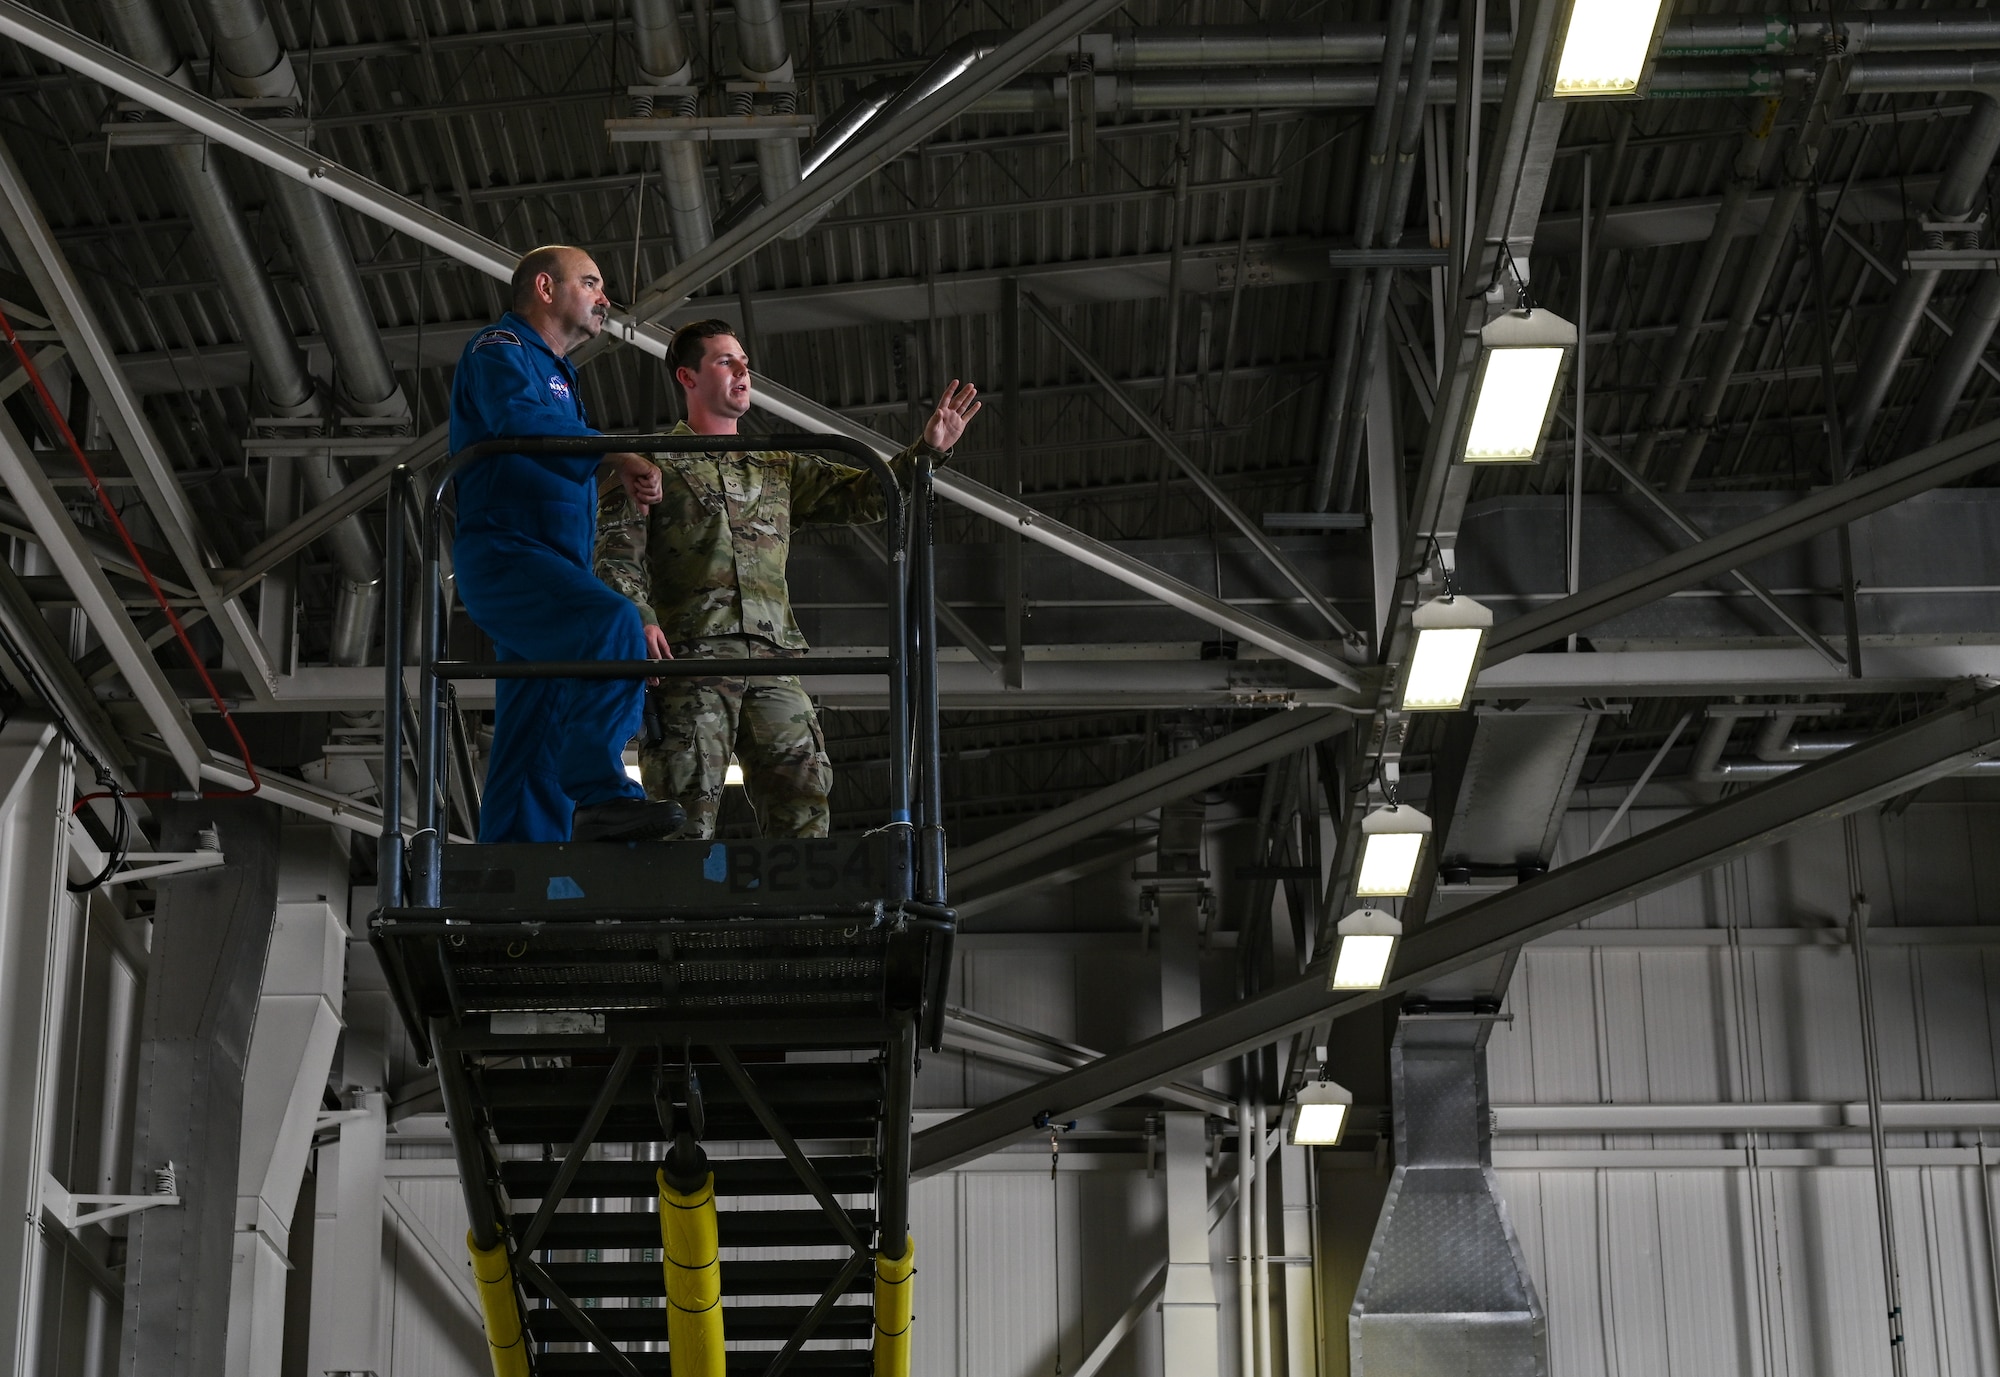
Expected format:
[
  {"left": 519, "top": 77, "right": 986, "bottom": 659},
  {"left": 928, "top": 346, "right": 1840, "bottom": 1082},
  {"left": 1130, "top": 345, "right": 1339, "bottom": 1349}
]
[{"left": 377, "top": 432, "right": 946, "bottom": 911}]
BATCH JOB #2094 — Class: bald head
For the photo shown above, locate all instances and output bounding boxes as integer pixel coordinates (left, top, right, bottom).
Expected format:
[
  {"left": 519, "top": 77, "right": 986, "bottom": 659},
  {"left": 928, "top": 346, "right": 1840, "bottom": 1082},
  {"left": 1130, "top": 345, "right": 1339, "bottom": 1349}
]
[{"left": 510, "top": 245, "right": 610, "bottom": 355}]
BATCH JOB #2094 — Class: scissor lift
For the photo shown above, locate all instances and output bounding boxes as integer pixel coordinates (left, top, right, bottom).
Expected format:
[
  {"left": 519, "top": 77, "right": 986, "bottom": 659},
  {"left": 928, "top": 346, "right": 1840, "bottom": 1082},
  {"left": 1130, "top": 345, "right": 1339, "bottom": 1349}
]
[{"left": 371, "top": 434, "right": 952, "bottom": 1376}]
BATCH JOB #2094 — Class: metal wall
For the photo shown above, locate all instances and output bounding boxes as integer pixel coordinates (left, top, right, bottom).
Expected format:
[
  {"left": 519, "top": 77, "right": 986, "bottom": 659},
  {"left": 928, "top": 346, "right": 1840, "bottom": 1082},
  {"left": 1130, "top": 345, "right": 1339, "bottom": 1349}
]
[{"left": 1475, "top": 798, "right": 2000, "bottom": 1377}]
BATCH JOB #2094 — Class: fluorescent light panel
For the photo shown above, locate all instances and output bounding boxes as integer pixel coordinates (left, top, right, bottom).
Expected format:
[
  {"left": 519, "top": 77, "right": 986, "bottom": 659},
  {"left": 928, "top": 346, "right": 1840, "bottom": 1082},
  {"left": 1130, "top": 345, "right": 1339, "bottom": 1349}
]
[
  {"left": 1356, "top": 832, "right": 1424, "bottom": 898},
  {"left": 1291, "top": 1101, "right": 1349, "bottom": 1146},
  {"left": 1332, "top": 933, "right": 1398, "bottom": 990},
  {"left": 1401, "top": 625, "right": 1486, "bottom": 711},
  {"left": 1463, "top": 347, "right": 1567, "bottom": 461},
  {"left": 1553, "top": 0, "right": 1669, "bottom": 98}
]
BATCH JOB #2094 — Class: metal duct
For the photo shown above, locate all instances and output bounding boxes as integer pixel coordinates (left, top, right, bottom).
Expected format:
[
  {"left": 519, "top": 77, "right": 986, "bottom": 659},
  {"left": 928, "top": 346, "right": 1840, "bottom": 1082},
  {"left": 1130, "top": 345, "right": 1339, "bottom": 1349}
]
[
  {"left": 970, "top": 69, "right": 1506, "bottom": 116},
  {"left": 1309, "top": 0, "right": 1410, "bottom": 513},
  {"left": 1841, "top": 95, "right": 2000, "bottom": 468},
  {"left": 1350, "top": 1017, "right": 1547, "bottom": 1376},
  {"left": 1691, "top": 709, "right": 2000, "bottom": 781},
  {"left": 100, "top": 0, "right": 310, "bottom": 416},
  {"left": 633, "top": 0, "right": 714, "bottom": 261},
  {"left": 1675, "top": 13, "right": 2000, "bottom": 57},
  {"left": 1626, "top": 124, "right": 1774, "bottom": 480},
  {"left": 175, "top": 0, "right": 393, "bottom": 666},
  {"left": 733, "top": 0, "right": 806, "bottom": 239},
  {"left": 1105, "top": 22, "right": 1504, "bottom": 68},
  {"left": 1436, "top": 708, "right": 1600, "bottom": 878},
  {"left": 119, "top": 801, "right": 283, "bottom": 1377},
  {"left": 1667, "top": 64, "right": 1850, "bottom": 493},
  {"left": 1336, "top": 0, "right": 1445, "bottom": 510},
  {"left": 1899, "top": 267, "right": 2000, "bottom": 452}
]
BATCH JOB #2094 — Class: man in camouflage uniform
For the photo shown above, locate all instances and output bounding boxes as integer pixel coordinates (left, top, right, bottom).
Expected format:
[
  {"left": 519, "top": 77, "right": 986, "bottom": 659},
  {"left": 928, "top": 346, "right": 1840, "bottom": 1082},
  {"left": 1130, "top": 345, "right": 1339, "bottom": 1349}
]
[{"left": 596, "top": 319, "right": 981, "bottom": 837}]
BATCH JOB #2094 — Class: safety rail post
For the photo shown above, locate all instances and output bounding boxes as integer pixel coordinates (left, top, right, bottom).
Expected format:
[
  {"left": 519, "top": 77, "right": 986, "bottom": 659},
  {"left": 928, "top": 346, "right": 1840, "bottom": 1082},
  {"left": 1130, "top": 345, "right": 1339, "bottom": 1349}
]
[
  {"left": 883, "top": 461, "right": 914, "bottom": 904},
  {"left": 877, "top": 1008, "right": 917, "bottom": 1253},
  {"left": 912, "top": 468, "right": 946, "bottom": 904},
  {"left": 430, "top": 1019, "right": 503, "bottom": 1252},
  {"left": 378, "top": 467, "right": 410, "bottom": 910},
  {"left": 412, "top": 491, "right": 448, "bottom": 906}
]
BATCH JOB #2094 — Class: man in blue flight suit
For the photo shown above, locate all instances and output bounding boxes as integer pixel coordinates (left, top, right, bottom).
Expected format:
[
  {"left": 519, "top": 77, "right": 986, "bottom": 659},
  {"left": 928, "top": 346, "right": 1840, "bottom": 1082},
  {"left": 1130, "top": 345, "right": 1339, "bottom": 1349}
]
[{"left": 449, "top": 244, "right": 685, "bottom": 844}]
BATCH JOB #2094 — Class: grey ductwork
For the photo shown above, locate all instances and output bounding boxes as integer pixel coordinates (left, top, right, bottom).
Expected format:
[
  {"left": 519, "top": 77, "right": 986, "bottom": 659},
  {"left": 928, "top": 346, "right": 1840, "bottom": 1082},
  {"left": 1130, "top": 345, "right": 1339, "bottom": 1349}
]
[
  {"left": 972, "top": 67, "right": 1503, "bottom": 117},
  {"left": 1667, "top": 63, "right": 1850, "bottom": 492},
  {"left": 733, "top": 0, "right": 807, "bottom": 239},
  {"left": 101, "top": 0, "right": 310, "bottom": 417},
  {"left": 633, "top": 0, "right": 714, "bottom": 262},
  {"left": 1103, "top": 22, "right": 1504, "bottom": 67},
  {"left": 108, "top": 0, "right": 382, "bottom": 667},
  {"left": 1350, "top": 1017, "right": 1547, "bottom": 1375},
  {"left": 1840, "top": 95, "right": 2000, "bottom": 469},
  {"left": 1690, "top": 707, "right": 2000, "bottom": 782},
  {"left": 1899, "top": 267, "right": 2000, "bottom": 452}
]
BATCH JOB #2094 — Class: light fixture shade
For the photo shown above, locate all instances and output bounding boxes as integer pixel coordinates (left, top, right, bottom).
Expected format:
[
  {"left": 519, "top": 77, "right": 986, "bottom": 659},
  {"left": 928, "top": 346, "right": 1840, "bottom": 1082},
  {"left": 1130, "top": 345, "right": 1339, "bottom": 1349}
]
[
  {"left": 1550, "top": 0, "right": 1675, "bottom": 99},
  {"left": 1289, "top": 1078, "right": 1355, "bottom": 1147},
  {"left": 1461, "top": 310, "right": 1577, "bottom": 463},
  {"left": 1331, "top": 907, "right": 1404, "bottom": 990},
  {"left": 1399, "top": 595, "right": 1492, "bottom": 713},
  {"left": 1356, "top": 805, "right": 1431, "bottom": 898}
]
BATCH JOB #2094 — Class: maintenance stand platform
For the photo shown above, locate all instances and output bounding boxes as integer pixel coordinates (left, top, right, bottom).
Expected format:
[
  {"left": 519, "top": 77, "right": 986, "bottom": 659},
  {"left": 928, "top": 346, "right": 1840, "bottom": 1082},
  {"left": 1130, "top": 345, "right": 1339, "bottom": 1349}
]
[{"left": 371, "top": 434, "right": 953, "bottom": 1377}]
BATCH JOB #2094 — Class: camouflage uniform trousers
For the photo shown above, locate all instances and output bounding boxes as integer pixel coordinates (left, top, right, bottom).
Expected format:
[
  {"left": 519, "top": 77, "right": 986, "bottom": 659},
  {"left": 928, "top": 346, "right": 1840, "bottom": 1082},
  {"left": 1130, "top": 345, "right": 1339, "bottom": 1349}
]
[{"left": 639, "top": 637, "right": 832, "bottom": 839}]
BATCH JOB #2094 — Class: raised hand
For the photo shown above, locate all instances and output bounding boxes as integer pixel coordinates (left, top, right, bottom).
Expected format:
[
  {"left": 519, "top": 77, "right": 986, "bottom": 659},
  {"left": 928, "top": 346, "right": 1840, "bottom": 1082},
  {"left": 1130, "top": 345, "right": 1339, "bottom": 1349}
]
[{"left": 922, "top": 379, "right": 982, "bottom": 452}]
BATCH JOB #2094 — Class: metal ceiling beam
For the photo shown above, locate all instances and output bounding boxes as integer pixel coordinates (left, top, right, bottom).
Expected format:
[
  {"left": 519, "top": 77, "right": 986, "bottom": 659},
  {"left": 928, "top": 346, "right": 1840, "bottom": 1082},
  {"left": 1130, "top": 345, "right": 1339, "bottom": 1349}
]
[
  {"left": 0, "top": 406, "right": 204, "bottom": 782},
  {"left": 1019, "top": 288, "right": 1365, "bottom": 645},
  {"left": 912, "top": 684, "right": 2000, "bottom": 1173},
  {"left": 0, "top": 558, "right": 129, "bottom": 774},
  {"left": 610, "top": 0, "right": 1133, "bottom": 334},
  {"left": 1485, "top": 416, "right": 2000, "bottom": 664},
  {"left": 4, "top": 16, "right": 1373, "bottom": 680},
  {"left": 0, "top": 129, "right": 281, "bottom": 699},
  {"left": 950, "top": 708, "right": 1349, "bottom": 891}
]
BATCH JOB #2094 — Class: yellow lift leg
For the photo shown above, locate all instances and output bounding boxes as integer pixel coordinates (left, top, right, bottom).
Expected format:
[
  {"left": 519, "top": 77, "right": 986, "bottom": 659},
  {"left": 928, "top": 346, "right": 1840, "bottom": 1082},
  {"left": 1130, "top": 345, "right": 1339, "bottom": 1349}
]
[
  {"left": 659, "top": 1168, "right": 726, "bottom": 1377},
  {"left": 872, "top": 1234, "right": 916, "bottom": 1377},
  {"left": 467, "top": 1232, "right": 530, "bottom": 1377}
]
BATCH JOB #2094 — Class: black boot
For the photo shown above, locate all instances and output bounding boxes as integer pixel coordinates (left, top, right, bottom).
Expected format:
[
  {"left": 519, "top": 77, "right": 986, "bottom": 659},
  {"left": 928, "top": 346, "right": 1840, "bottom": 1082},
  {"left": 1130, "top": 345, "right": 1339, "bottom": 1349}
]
[{"left": 571, "top": 798, "right": 687, "bottom": 843}]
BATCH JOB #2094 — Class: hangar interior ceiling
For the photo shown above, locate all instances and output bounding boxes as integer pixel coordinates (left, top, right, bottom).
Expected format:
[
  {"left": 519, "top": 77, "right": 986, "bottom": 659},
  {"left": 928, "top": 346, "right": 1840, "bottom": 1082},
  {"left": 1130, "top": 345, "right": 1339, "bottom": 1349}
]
[{"left": 3, "top": 0, "right": 2000, "bottom": 1374}]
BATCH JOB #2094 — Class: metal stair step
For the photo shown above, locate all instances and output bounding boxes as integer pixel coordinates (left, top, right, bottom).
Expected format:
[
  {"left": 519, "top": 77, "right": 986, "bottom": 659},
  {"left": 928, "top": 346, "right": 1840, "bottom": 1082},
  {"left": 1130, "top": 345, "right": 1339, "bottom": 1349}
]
[
  {"left": 533, "top": 1352, "right": 873, "bottom": 1375},
  {"left": 525, "top": 1304, "right": 873, "bottom": 1342},
  {"left": 480, "top": 1063, "right": 883, "bottom": 1108},
  {"left": 488, "top": 1106, "right": 881, "bottom": 1144},
  {"left": 536, "top": 1258, "right": 873, "bottom": 1299},
  {"left": 514, "top": 1209, "right": 870, "bottom": 1250},
  {"left": 501, "top": 1156, "right": 876, "bottom": 1200}
]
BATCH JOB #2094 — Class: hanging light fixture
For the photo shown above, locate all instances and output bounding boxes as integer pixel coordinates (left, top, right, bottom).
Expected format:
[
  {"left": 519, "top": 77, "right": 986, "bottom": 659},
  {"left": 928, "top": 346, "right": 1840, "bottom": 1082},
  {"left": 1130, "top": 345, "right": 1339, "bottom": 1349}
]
[
  {"left": 1288, "top": 1077, "right": 1355, "bottom": 1147},
  {"left": 1356, "top": 805, "right": 1430, "bottom": 898},
  {"left": 1460, "top": 308, "right": 1577, "bottom": 464},
  {"left": 1398, "top": 594, "right": 1492, "bottom": 713},
  {"left": 1549, "top": 0, "right": 1677, "bottom": 100},
  {"left": 1330, "top": 907, "right": 1404, "bottom": 990}
]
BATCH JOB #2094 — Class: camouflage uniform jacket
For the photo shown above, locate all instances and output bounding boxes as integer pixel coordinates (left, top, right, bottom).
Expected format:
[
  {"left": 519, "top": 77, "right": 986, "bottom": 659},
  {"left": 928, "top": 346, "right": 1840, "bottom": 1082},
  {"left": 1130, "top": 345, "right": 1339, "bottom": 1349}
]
[{"left": 594, "top": 420, "right": 945, "bottom": 649}]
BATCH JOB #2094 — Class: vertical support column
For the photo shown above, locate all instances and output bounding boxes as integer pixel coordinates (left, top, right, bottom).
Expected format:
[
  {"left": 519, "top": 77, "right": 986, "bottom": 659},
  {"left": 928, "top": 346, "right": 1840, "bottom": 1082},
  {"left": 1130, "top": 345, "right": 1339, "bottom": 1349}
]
[
  {"left": 1001, "top": 276, "right": 1025, "bottom": 689},
  {"left": 1161, "top": 1112, "right": 1220, "bottom": 1377},
  {"left": 0, "top": 718, "right": 70, "bottom": 1376},
  {"left": 226, "top": 824, "right": 347, "bottom": 1377},
  {"left": 122, "top": 800, "right": 284, "bottom": 1377},
  {"left": 1276, "top": 1142, "right": 1320, "bottom": 1377},
  {"left": 309, "top": 960, "right": 392, "bottom": 1377},
  {"left": 1154, "top": 794, "right": 1218, "bottom": 1376}
]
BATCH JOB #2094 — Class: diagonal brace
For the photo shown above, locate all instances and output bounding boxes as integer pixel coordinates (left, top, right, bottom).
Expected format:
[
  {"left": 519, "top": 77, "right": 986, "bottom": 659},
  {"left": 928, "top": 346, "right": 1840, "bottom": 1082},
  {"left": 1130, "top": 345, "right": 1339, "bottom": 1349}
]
[
  {"left": 1583, "top": 430, "right": 1845, "bottom": 669},
  {"left": 1021, "top": 288, "right": 1366, "bottom": 646},
  {"left": 765, "top": 1248, "right": 870, "bottom": 1377},
  {"left": 712, "top": 1043, "right": 868, "bottom": 1255},
  {"left": 516, "top": 1044, "right": 638, "bottom": 1255},
  {"left": 516, "top": 1253, "right": 643, "bottom": 1377}
]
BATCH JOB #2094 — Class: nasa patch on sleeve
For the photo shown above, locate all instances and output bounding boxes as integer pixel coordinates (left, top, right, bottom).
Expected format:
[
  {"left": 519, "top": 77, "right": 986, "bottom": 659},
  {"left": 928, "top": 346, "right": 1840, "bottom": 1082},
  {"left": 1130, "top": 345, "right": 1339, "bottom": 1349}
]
[{"left": 471, "top": 327, "right": 520, "bottom": 349}]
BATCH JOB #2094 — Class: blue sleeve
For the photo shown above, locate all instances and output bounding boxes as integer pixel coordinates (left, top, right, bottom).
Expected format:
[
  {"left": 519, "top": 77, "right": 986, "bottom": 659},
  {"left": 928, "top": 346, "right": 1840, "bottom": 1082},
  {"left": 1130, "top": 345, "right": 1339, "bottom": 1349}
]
[{"left": 455, "top": 339, "right": 598, "bottom": 479}]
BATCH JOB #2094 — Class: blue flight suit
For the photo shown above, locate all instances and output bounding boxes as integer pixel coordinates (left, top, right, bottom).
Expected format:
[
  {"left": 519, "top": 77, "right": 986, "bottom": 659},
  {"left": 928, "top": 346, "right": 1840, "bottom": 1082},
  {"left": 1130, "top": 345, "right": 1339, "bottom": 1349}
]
[{"left": 448, "top": 311, "right": 645, "bottom": 843}]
